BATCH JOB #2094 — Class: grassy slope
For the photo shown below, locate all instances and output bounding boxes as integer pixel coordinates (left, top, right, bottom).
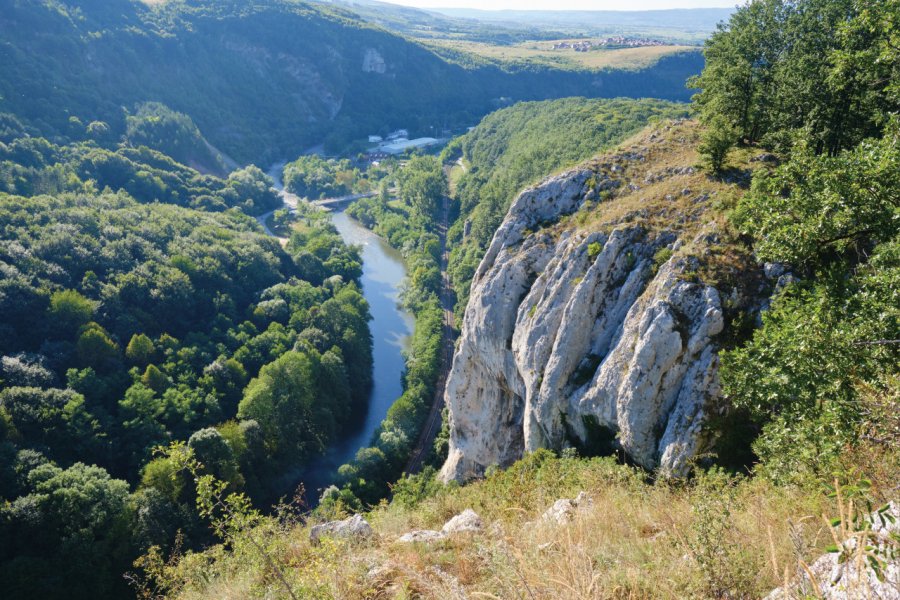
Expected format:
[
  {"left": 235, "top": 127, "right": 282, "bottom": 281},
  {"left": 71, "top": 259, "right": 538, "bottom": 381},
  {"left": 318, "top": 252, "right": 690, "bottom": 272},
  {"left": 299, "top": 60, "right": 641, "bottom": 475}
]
[{"left": 161, "top": 447, "right": 897, "bottom": 599}]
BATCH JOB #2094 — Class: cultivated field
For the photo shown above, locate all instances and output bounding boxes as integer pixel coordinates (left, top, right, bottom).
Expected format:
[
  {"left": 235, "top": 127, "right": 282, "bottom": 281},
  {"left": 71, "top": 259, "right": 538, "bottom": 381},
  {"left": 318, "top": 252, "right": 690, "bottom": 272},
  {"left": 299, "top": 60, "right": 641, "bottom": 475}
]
[{"left": 431, "top": 39, "right": 696, "bottom": 71}]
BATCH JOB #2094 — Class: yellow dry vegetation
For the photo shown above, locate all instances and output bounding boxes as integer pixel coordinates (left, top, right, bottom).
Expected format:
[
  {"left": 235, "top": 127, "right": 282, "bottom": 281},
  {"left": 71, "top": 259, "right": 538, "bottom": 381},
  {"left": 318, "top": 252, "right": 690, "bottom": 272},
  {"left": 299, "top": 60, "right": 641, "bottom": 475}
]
[
  {"left": 157, "top": 447, "right": 898, "bottom": 600},
  {"left": 433, "top": 40, "right": 695, "bottom": 71}
]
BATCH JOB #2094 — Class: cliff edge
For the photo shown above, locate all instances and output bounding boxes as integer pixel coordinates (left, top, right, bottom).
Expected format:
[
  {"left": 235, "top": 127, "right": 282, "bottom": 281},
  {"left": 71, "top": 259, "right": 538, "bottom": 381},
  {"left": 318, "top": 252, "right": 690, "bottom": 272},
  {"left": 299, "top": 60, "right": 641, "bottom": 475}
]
[{"left": 441, "top": 121, "right": 764, "bottom": 482}]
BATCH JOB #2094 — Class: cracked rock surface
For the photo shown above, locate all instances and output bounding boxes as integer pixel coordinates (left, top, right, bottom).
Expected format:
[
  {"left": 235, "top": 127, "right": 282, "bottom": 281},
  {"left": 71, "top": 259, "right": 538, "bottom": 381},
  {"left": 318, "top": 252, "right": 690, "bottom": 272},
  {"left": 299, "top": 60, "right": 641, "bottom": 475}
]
[{"left": 440, "top": 168, "right": 725, "bottom": 483}]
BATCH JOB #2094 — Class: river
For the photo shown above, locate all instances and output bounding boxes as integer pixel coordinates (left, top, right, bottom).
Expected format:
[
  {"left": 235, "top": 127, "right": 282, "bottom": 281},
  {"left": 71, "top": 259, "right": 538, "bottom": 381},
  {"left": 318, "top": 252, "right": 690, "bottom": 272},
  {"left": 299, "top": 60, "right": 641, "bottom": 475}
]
[{"left": 266, "top": 163, "right": 415, "bottom": 501}]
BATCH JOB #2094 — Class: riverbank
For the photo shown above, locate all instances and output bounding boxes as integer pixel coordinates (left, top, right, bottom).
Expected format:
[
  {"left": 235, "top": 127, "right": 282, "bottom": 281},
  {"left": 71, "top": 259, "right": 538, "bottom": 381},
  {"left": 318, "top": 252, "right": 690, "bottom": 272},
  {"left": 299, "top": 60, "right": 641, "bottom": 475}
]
[{"left": 263, "top": 163, "right": 416, "bottom": 502}]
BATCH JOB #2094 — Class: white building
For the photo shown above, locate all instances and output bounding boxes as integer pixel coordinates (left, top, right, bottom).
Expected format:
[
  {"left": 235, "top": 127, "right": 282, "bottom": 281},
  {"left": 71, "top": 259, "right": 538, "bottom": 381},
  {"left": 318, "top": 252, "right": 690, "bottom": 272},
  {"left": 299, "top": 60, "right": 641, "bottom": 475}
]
[
  {"left": 386, "top": 129, "right": 409, "bottom": 141},
  {"left": 368, "top": 135, "right": 383, "bottom": 143},
  {"left": 381, "top": 137, "right": 439, "bottom": 155}
]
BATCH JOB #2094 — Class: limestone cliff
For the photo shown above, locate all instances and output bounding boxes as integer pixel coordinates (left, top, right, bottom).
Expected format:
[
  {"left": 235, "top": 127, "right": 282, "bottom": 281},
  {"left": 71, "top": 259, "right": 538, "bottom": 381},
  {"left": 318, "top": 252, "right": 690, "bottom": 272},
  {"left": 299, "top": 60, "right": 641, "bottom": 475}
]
[{"left": 441, "top": 122, "right": 762, "bottom": 482}]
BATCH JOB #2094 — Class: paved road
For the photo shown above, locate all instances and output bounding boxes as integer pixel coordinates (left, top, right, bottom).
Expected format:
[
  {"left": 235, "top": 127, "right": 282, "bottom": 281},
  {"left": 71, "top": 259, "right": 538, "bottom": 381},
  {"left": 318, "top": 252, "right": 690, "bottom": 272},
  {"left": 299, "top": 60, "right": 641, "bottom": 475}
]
[{"left": 405, "top": 191, "right": 457, "bottom": 475}]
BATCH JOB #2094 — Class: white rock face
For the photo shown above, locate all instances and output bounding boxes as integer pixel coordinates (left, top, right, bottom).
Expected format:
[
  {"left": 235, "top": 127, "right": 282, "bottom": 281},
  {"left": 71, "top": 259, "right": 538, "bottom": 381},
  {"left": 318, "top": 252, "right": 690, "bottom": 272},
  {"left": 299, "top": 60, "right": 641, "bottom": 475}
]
[
  {"left": 397, "top": 529, "right": 447, "bottom": 543},
  {"left": 309, "top": 513, "right": 373, "bottom": 544},
  {"left": 362, "top": 48, "right": 387, "bottom": 74},
  {"left": 396, "top": 509, "right": 483, "bottom": 544},
  {"left": 440, "top": 168, "right": 725, "bottom": 483}
]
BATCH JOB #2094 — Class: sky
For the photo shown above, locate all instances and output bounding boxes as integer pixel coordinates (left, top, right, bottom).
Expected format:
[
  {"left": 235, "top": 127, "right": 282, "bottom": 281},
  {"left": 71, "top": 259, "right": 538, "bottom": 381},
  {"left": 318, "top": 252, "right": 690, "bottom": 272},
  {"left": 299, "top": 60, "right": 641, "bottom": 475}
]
[{"left": 389, "top": 0, "right": 736, "bottom": 9}]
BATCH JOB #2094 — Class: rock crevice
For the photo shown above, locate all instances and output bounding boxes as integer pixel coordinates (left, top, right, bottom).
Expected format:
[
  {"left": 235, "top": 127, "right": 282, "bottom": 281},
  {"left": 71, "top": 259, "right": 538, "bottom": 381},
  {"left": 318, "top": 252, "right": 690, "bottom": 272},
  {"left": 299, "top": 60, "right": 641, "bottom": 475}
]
[{"left": 440, "top": 168, "right": 725, "bottom": 483}]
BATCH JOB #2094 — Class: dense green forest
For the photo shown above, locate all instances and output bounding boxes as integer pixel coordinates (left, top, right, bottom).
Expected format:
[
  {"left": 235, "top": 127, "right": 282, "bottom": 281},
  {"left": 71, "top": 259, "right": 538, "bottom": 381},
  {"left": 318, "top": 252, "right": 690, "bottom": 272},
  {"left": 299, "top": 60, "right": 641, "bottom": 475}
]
[
  {"left": 105, "top": 2, "right": 898, "bottom": 598},
  {"left": 442, "top": 97, "right": 690, "bottom": 316},
  {"left": 0, "top": 109, "right": 279, "bottom": 214},
  {"left": 692, "top": 0, "right": 900, "bottom": 484},
  {"left": 0, "top": 0, "right": 702, "bottom": 161},
  {"left": 0, "top": 117, "right": 374, "bottom": 597}
]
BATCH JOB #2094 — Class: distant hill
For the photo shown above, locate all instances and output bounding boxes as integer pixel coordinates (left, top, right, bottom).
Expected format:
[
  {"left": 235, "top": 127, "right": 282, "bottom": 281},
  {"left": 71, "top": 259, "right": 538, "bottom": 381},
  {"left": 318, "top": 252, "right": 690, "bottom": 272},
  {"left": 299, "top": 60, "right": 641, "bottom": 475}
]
[
  {"left": 429, "top": 8, "right": 736, "bottom": 43},
  {"left": 0, "top": 0, "right": 702, "bottom": 162}
]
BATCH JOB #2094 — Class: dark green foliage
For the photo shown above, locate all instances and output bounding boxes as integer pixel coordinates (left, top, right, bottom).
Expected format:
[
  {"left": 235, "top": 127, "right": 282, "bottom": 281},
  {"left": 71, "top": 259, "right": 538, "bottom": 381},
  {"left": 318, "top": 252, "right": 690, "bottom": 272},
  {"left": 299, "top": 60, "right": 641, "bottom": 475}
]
[
  {"left": 704, "top": 1, "right": 900, "bottom": 483},
  {"left": 0, "top": 155, "right": 373, "bottom": 597},
  {"left": 0, "top": 131, "right": 281, "bottom": 215},
  {"left": 284, "top": 155, "right": 358, "bottom": 199},
  {"left": 690, "top": 0, "right": 900, "bottom": 154},
  {"left": 0, "top": 463, "right": 132, "bottom": 600},
  {"left": 125, "top": 102, "right": 228, "bottom": 175}
]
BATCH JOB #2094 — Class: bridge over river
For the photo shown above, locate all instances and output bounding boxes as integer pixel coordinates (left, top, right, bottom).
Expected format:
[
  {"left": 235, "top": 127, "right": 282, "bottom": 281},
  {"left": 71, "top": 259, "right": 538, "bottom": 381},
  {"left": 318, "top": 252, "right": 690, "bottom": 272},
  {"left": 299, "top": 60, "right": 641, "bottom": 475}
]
[{"left": 310, "top": 192, "right": 376, "bottom": 210}]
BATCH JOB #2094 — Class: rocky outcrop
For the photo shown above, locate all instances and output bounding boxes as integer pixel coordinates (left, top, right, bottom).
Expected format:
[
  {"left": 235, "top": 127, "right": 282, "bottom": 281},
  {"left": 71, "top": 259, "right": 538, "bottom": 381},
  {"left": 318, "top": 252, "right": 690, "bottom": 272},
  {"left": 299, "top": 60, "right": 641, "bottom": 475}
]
[
  {"left": 766, "top": 503, "right": 900, "bottom": 599},
  {"left": 362, "top": 48, "right": 387, "bottom": 74},
  {"left": 396, "top": 509, "right": 484, "bottom": 544},
  {"left": 440, "top": 166, "right": 726, "bottom": 483},
  {"left": 309, "top": 514, "right": 373, "bottom": 544}
]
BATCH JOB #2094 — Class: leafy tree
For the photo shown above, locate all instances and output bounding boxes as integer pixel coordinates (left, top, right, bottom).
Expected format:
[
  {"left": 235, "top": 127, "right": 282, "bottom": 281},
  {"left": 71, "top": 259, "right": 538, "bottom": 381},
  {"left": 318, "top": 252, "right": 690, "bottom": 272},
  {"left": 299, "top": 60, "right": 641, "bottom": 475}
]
[
  {"left": 0, "top": 463, "right": 132, "bottom": 600},
  {"left": 397, "top": 155, "right": 446, "bottom": 223},
  {"left": 238, "top": 350, "right": 321, "bottom": 464},
  {"left": 141, "top": 364, "right": 171, "bottom": 395},
  {"left": 699, "top": 116, "right": 738, "bottom": 173},
  {"left": 76, "top": 323, "right": 120, "bottom": 373},
  {"left": 733, "top": 121, "right": 900, "bottom": 268},
  {"left": 47, "top": 290, "right": 95, "bottom": 338},
  {"left": 125, "top": 333, "right": 156, "bottom": 367}
]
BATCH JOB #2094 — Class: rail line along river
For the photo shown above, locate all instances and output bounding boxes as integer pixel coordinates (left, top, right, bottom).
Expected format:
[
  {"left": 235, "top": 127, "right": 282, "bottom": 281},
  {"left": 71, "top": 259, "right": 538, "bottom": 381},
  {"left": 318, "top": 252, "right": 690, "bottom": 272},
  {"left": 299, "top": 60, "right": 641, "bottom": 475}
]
[{"left": 266, "top": 163, "right": 415, "bottom": 501}]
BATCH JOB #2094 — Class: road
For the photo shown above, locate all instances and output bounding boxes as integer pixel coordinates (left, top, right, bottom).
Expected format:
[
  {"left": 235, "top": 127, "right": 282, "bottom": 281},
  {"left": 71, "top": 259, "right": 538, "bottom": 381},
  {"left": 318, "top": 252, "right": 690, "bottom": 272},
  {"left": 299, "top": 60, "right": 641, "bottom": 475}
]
[{"left": 405, "top": 191, "right": 457, "bottom": 475}]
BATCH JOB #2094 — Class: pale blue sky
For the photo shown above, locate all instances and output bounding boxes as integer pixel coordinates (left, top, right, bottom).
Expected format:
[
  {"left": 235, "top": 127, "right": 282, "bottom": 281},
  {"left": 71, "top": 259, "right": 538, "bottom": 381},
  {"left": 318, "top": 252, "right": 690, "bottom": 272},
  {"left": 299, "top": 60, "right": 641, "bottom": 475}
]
[{"left": 392, "top": 0, "right": 736, "bottom": 9}]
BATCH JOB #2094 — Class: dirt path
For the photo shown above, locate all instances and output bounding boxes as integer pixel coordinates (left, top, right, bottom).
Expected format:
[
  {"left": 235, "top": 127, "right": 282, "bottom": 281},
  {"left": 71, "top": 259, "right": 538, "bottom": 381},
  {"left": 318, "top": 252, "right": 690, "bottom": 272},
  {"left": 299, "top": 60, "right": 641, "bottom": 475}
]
[{"left": 405, "top": 191, "right": 457, "bottom": 475}]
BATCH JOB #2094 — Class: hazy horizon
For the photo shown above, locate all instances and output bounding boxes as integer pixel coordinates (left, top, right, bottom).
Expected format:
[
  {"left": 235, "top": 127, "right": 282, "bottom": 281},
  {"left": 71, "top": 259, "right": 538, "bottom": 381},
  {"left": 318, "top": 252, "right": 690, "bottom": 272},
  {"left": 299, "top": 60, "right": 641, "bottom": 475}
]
[{"left": 386, "top": 0, "right": 737, "bottom": 11}]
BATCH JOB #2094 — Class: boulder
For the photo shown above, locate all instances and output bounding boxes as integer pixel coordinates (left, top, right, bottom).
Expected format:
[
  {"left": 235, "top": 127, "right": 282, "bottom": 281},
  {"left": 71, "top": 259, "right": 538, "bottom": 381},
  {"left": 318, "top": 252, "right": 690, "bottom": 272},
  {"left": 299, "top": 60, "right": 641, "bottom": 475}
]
[
  {"left": 541, "top": 492, "right": 593, "bottom": 524},
  {"left": 442, "top": 509, "right": 483, "bottom": 534},
  {"left": 309, "top": 513, "right": 372, "bottom": 545},
  {"left": 397, "top": 530, "right": 448, "bottom": 544},
  {"left": 766, "top": 502, "right": 900, "bottom": 599}
]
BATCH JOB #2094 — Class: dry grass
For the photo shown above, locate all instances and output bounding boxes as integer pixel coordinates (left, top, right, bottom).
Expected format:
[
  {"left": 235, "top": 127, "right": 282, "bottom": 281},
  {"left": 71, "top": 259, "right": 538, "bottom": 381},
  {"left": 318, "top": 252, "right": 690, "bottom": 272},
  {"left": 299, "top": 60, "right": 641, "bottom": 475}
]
[
  {"left": 431, "top": 40, "right": 694, "bottom": 71},
  {"left": 159, "top": 453, "right": 858, "bottom": 600}
]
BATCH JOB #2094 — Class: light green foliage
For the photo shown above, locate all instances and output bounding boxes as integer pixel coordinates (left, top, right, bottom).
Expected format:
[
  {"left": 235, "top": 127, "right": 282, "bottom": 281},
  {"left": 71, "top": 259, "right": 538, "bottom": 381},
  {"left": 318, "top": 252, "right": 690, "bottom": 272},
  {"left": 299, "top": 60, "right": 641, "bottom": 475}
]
[
  {"left": 397, "top": 155, "right": 447, "bottom": 223},
  {"left": 686, "top": 469, "right": 761, "bottom": 597},
  {"left": 283, "top": 155, "right": 359, "bottom": 199},
  {"left": 698, "top": 116, "right": 737, "bottom": 173},
  {"left": 734, "top": 123, "right": 900, "bottom": 268},
  {"left": 126, "top": 333, "right": 156, "bottom": 367},
  {"left": 47, "top": 289, "right": 95, "bottom": 336}
]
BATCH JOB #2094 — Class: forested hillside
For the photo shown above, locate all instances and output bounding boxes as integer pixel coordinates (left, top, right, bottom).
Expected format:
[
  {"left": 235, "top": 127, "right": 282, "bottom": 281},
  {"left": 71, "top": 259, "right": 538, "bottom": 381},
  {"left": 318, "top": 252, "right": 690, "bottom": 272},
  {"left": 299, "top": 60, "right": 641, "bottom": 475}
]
[
  {"left": 0, "top": 0, "right": 702, "bottom": 162},
  {"left": 0, "top": 122, "right": 374, "bottom": 597}
]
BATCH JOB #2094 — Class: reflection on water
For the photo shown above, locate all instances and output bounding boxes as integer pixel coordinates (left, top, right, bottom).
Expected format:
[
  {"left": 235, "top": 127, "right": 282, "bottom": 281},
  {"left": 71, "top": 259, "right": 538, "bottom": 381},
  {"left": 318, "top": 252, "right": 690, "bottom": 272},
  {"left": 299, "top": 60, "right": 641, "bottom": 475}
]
[{"left": 293, "top": 210, "right": 414, "bottom": 501}]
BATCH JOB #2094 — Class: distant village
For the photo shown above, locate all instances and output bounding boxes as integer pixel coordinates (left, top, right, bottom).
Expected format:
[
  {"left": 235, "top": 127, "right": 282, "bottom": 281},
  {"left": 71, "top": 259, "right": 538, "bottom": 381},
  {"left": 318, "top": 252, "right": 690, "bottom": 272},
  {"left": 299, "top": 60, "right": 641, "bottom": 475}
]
[{"left": 551, "top": 37, "right": 667, "bottom": 52}]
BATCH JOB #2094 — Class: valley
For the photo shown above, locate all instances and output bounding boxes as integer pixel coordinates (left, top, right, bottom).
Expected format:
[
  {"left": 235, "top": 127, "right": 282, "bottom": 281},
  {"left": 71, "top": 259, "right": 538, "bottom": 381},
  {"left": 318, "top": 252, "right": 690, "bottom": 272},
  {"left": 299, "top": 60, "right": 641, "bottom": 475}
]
[{"left": 0, "top": 0, "right": 898, "bottom": 599}]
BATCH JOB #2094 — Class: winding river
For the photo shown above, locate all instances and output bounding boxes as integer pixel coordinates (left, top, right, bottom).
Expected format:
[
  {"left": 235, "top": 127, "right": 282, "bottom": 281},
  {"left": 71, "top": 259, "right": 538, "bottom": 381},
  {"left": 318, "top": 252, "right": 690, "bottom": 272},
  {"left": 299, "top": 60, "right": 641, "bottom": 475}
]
[{"left": 266, "top": 163, "right": 415, "bottom": 500}]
